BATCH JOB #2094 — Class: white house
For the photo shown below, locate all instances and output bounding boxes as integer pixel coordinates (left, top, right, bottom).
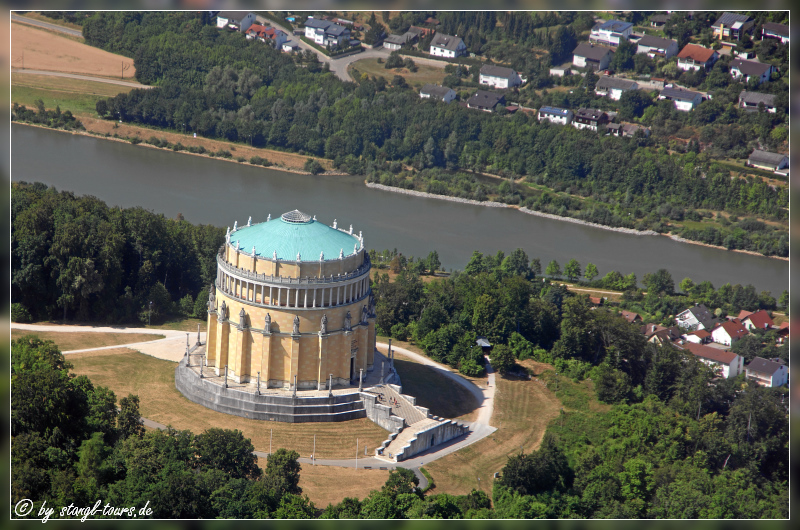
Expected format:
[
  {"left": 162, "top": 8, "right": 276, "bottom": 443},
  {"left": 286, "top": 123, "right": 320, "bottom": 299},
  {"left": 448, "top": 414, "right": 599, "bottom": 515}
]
[
  {"left": 680, "top": 342, "right": 744, "bottom": 379},
  {"left": 738, "top": 91, "right": 778, "bottom": 113},
  {"left": 747, "top": 149, "right": 789, "bottom": 171},
  {"left": 246, "top": 24, "right": 287, "bottom": 48},
  {"left": 419, "top": 84, "right": 456, "bottom": 103},
  {"left": 746, "top": 357, "right": 788, "bottom": 387},
  {"left": 683, "top": 329, "right": 712, "bottom": 344},
  {"left": 636, "top": 35, "right": 679, "bottom": 59},
  {"left": 595, "top": 76, "right": 638, "bottom": 100},
  {"left": 479, "top": 65, "right": 522, "bottom": 89},
  {"left": 710, "top": 319, "right": 749, "bottom": 346},
  {"left": 677, "top": 44, "right": 718, "bottom": 71},
  {"left": 304, "top": 18, "right": 351, "bottom": 47},
  {"left": 538, "top": 106, "right": 573, "bottom": 125},
  {"left": 589, "top": 19, "right": 633, "bottom": 47},
  {"left": 429, "top": 33, "right": 467, "bottom": 58},
  {"left": 730, "top": 58, "right": 775, "bottom": 85},
  {"left": 282, "top": 41, "right": 299, "bottom": 52},
  {"left": 739, "top": 309, "right": 774, "bottom": 331},
  {"left": 383, "top": 34, "right": 407, "bottom": 50},
  {"left": 658, "top": 86, "right": 704, "bottom": 111},
  {"left": 572, "top": 43, "right": 614, "bottom": 71},
  {"left": 549, "top": 66, "right": 571, "bottom": 77},
  {"left": 676, "top": 304, "right": 716, "bottom": 331},
  {"left": 762, "top": 22, "right": 789, "bottom": 44},
  {"left": 216, "top": 11, "right": 256, "bottom": 32}
]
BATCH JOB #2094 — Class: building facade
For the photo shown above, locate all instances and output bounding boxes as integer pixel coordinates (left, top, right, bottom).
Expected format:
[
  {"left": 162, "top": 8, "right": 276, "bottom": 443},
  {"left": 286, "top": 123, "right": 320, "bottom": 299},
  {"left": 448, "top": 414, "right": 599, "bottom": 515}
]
[{"left": 205, "top": 210, "right": 376, "bottom": 391}]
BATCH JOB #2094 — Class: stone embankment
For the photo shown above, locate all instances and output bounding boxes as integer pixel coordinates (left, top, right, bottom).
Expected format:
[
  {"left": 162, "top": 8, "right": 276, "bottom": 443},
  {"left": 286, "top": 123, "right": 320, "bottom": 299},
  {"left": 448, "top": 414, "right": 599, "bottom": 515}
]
[
  {"left": 365, "top": 182, "right": 507, "bottom": 207},
  {"left": 518, "top": 207, "right": 660, "bottom": 236}
]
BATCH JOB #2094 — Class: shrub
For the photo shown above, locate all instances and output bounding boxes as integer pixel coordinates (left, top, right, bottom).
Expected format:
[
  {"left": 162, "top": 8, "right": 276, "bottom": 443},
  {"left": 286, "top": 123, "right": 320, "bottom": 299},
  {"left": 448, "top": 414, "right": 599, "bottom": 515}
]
[
  {"left": 129, "top": 137, "right": 142, "bottom": 145},
  {"left": 304, "top": 158, "right": 324, "bottom": 175},
  {"left": 390, "top": 323, "right": 408, "bottom": 341},
  {"left": 11, "top": 303, "right": 32, "bottom": 323},
  {"left": 459, "top": 357, "right": 486, "bottom": 377},
  {"left": 236, "top": 156, "right": 246, "bottom": 163}
]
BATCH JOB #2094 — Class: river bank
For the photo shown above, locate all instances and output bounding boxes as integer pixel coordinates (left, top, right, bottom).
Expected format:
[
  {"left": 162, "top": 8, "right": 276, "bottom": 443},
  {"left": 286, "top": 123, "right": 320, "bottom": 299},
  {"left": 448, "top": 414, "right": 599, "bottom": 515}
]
[{"left": 667, "top": 234, "right": 789, "bottom": 262}]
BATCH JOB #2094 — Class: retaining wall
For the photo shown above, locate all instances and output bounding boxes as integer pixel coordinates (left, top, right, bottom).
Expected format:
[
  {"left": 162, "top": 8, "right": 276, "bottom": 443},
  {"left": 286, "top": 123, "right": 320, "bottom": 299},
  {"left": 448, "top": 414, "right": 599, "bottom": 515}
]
[{"left": 395, "top": 419, "right": 470, "bottom": 461}]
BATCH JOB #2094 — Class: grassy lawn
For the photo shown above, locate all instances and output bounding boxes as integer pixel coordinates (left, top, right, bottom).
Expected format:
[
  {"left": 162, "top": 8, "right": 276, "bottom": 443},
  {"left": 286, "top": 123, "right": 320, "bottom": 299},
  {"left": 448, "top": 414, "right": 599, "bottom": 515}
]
[
  {"left": 11, "top": 80, "right": 130, "bottom": 116},
  {"left": 147, "top": 318, "right": 207, "bottom": 333},
  {"left": 69, "top": 349, "right": 390, "bottom": 459},
  {"left": 286, "top": 459, "right": 390, "bottom": 508},
  {"left": 350, "top": 58, "right": 447, "bottom": 89},
  {"left": 11, "top": 330, "right": 164, "bottom": 351}
]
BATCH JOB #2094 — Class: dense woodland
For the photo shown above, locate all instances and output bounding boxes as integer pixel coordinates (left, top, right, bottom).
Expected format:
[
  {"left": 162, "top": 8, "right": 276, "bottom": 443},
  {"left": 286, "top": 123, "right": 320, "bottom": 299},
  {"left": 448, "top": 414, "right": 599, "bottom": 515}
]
[{"left": 75, "top": 12, "right": 788, "bottom": 257}]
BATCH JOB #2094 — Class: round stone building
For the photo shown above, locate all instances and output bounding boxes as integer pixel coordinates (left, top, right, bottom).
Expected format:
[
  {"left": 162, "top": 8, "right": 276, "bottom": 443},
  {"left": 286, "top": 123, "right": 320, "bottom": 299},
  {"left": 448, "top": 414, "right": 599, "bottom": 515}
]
[{"left": 205, "top": 210, "right": 376, "bottom": 391}]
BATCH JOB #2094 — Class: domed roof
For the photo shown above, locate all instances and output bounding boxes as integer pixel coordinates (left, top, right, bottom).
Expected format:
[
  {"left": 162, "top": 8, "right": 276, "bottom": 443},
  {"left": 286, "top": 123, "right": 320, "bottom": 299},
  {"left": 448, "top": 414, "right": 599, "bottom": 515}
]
[{"left": 229, "top": 210, "right": 362, "bottom": 261}]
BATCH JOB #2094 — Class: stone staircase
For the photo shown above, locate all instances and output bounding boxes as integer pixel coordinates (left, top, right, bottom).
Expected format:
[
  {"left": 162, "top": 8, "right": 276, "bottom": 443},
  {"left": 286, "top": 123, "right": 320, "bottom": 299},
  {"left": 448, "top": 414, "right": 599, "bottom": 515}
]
[
  {"left": 382, "top": 418, "right": 440, "bottom": 459},
  {"left": 371, "top": 385, "right": 427, "bottom": 425}
]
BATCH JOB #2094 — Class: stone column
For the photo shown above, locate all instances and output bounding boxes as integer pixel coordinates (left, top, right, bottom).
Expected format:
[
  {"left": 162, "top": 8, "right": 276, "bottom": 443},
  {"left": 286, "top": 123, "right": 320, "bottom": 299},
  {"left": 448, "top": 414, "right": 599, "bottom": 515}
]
[
  {"left": 304, "top": 289, "right": 308, "bottom": 308},
  {"left": 317, "top": 331, "right": 329, "bottom": 390},
  {"left": 290, "top": 332, "right": 301, "bottom": 391},
  {"left": 261, "top": 326, "right": 272, "bottom": 389},
  {"left": 215, "top": 314, "right": 230, "bottom": 376},
  {"left": 359, "top": 368, "right": 363, "bottom": 392},
  {"left": 206, "top": 307, "right": 218, "bottom": 365}
]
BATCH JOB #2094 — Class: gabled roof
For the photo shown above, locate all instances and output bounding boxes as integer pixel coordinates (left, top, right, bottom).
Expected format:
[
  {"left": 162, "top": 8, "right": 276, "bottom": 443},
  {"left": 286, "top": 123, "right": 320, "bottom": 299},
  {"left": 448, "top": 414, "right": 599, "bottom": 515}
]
[
  {"left": 762, "top": 22, "right": 789, "bottom": 37},
  {"left": 677, "top": 44, "right": 717, "bottom": 63},
  {"left": 660, "top": 86, "right": 702, "bottom": 101},
  {"left": 573, "top": 43, "right": 614, "bottom": 61},
  {"left": 712, "top": 12, "right": 753, "bottom": 28},
  {"left": 681, "top": 342, "right": 738, "bottom": 364},
  {"left": 689, "top": 329, "right": 711, "bottom": 339},
  {"left": 539, "top": 106, "right": 572, "bottom": 116},
  {"left": 748, "top": 149, "right": 788, "bottom": 165},
  {"left": 305, "top": 18, "right": 333, "bottom": 29},
  {"left": 480, "top": 64, "right": 517, "bottom": 79},
  {"left": 715, "top": 320, "right": 749, "bottom": 340},
  {"left": 730, "top": 58, "right": 772, "bottom": 76},
  {"left": 384, "top": 34, "right": 407, "bottom": 45},
  {"left": 324, "top": 24, "right": 348, "bottom": 37},
  {"left": 596, "top": 76, "right": 637, "bottom": 91},
  {"left": 575, "top": 108, "right": 606, "bottom": 120},
  {"left": 678, "top": 304, "right": 716, "bottom": 329},
  {"left": 593, "top": 20, "right": 633, "bottom": 33},
  {"left": 217, "top": 11, "right": 251, "bottom": 23},
  {"left": 737, "top": 310, "right": 754, "bottom": 320},
  {"left": 466, "top": 90, "right": 504, "bottom": 109},
  {"left": 742, "top": 310, "right": 774, "bottom": 329},
  {"left": 746, "top": 356, "right": 783, "bottom": 376},
  {"left": 739, "top": 90, "right": 777, "bottom": 107},
  {"left": 420, "top": 84, "right": 454, "bottom": 98},
  {"left": 637, "top": 35, "right": 677, "bottom": 49},
  {"left": 430, "top": 33, "right": 464, "bottom": 52}
]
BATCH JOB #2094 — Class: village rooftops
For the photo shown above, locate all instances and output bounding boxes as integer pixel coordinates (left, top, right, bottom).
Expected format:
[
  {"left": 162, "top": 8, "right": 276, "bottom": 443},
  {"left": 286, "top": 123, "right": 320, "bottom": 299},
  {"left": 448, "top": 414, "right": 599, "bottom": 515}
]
[
  {"left": 539, "top": 106, "right": 571, "bottom": 117},
  {"left": 739, "top": 90, "right": 777, "bottom": 107},
  {"left": 592, "top": 19, "right": 633, "bottom": 33},
  {"left": 637, "top": 35, "right": 677, "bottom": 49},
  {"left": 712, "top": 12, "right": 753, "bottom": 28},
  {"left": 742, "top": 309, "right": 774, "bottom": 330},
  {"left": 762, "top": 22, "right": 789, "bottom": 37},
  {"left": 573, "top": 43, "right": 615, "bottom": 61},
  {"left": 620, "top": 310, "right": 641, "bottom": 323},
  {"left": 660, "top": 86, "right": 703, "bottom": 101},
  {"left": 748, "top": 149, "right": 788, "bottom": 167},
  {"left": 466, "top": 90, "right": 505, "bottom": 110},
  {"left": 574, "top": 108, "right": 606, "bottom": 121},
  {"left": 677, "top": 43, "right": 717, "bottom": 63},
  {"left": 217, "top": 11, "right": 250, "bottom": 22},
  {"left": 384, "top": 34, "right": 407, "bottom": 45},
  {"left": 650, "top": 14, "right": 670, "bottom": 24},
  {"left": 746, "top": 356, "right": 784, "bottom": 376},
  {"left": 480, "top": 64, "right": 517, "bottom": 78},
  {"left": 731, "top": 58, "right": 772, "bottom": 76},
  {"left": 430, "top": 33, "right": 464, "bottom": 52},
  {"left": 596, "top": 76, "right": 638, "bottom": 90},
  {"left": 716, "top": 320, "right": 749, "bottom": 341},
  {"left": 680, "top": 342, "right": 738, "bottom": 365},
  {"left": 420, "top": 84, "right": 454, "bottom": 99}
]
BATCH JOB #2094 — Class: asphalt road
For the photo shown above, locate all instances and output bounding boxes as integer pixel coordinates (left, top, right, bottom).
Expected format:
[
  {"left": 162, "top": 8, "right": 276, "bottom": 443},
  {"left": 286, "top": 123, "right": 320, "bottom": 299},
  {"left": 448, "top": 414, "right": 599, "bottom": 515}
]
[
  {"left": 11, "top": 68, "right": 150, "bottom": 89},
  {"left": 12, "top": 13, "right": 83, "bottom": 37}
]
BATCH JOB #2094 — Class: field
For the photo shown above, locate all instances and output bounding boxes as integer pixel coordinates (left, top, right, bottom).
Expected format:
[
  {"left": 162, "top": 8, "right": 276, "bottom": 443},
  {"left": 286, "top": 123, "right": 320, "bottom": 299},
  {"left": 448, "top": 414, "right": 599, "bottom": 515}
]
[
  {"left": 289, "top": 460, "right": 391, "bottom": 508},
  {"left": 68, "top": 349, "right": 390, "bottom": 459},
  {"left": 350, "top": 58, "right": 448, "bottom": 89},
  {"left": 12, "top": 73, "right": 135, "bottom": 115},
  {"left": 11, "top": 22, "right": 136, "bottom": 78},
  {"left": 11, "top": 330, "right": 164, "bottom": 351},
  {"left": 423, "top": 361, "right": 563, "bottom": 496}
]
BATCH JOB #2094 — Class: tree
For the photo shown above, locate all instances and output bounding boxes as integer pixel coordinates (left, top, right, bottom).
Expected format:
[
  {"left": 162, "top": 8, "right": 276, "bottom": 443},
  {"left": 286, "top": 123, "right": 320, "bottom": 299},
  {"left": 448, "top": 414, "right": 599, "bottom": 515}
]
[
  {"left": 643, "top": 268, "right": 674, "bottom": 295},
  {"left": 564, "top": 259, "right": 581, "bottom": 282},
  {"left": 531, "top": 258, "right": 542, "bottom": 277},
  {"left": 426, "top": 250, "right": 441, "bottom": 275},
  {"left": 584, "top": 263, "right": 599, "bottom": 282},
  {"left": 619, "top": 90, "right": 655, "bottom": 120},
  {"left": 490, "top": 344, "right": 516, "bottom": 374},
  {"left": 263, "top": 448, "right": 302, "bottom": 497},
  {"left": 118, "top": 394, "right": 145, "bottom": 439},
  {"left": 194, "top": 428, "right": 261, "bottom": 480},
  {"left": 382, "top": 467, "right": 420, "bottom": 497},
  {"left": 545, "top": 260, "right": 562, "bottom": 279},
  {"left": 778, "top": 290, "right": 789, "bottom": 314},
  {"left": 501, "top": 248, "right": 531, "bottom": 278},
  {"left": 303, "top": 158, "right": 323, "bottom": 175}
]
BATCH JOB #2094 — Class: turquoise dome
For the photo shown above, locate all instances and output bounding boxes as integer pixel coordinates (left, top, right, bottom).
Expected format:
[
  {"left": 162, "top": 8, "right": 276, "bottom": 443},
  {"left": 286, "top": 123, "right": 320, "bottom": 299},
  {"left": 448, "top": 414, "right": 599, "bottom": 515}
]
[{"left": 229, "top": 210, "right": 361, "bottom": 261}]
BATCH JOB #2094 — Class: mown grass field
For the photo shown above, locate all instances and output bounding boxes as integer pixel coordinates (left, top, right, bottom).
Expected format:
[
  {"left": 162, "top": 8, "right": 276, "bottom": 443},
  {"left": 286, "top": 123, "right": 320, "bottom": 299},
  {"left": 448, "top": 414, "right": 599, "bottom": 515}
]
[
  {"left": 286, "top": 459, "right": 391, "bottom": 508},
  {"left": 12, "top": 74, "right": 135, "bottom": 116},
  {"left": 69, "top": 349, "right": 390, "bottom": 459},
  {"left": 11, "top": 330, "right": 165, "bottom": 351},
  {"left": 350, "top": 58, "right": 447, "bottom": 88}
]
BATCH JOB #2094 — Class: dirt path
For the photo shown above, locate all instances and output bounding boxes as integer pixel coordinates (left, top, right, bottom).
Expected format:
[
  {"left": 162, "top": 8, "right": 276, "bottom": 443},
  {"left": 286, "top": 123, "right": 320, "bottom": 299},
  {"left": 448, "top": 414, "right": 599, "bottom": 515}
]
[
  {"left": 11, "top": 68, "right": 148, "bottom": 89},
  {"left": 11, "top": 13, "right": 83, "bottom": 37}
]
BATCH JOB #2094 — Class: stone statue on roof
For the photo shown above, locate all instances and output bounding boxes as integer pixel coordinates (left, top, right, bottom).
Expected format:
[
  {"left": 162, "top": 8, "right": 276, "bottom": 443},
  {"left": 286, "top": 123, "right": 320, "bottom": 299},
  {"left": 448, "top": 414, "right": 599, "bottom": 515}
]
[
  {"left": 361, "top": 304, "right": 369, "bottom": 324},
  {"left": 344, "top": 311, "right": 352, "bottom": 332},
  {"left": 239, "top": 308, "right": 247, "bottom": 329},
  {"left": 320, "top": 314, "right": 328, "bottom": 335},
  {"left": 219, "top": 300, "right": 227, "bottom": 321}
]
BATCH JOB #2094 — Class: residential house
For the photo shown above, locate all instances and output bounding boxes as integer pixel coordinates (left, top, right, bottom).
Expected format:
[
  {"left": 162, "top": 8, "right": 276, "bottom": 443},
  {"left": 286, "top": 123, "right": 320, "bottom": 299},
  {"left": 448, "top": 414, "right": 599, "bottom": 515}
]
[
  {"left": 595, "top": 76, "right": 638, "bottom": 100},
  {"left": 711, "top": 12, "right": 755, "bottom": 41},
  {"left": 607, "top": 122, "right": 651, "bottom": 138},
  {"left": 216, "top": 11, "right": 256, "bottom": 32},
  {"left": 429, "top": 33, "right": 467, "bottom": 58},
  {"left": 680, "top": 342, "right": 744, "bottom": 379},
  {"left": 777, "top": 322, "right": 789, "bottom": 344},
  {"left": 658, "top": 86, "right": 704, "bottom": 111},
  {"left": 304, "top": 18, "right": 351, "bottom": 47},
  {"left": 761, "top": 22, "right": 790, "bottom": 44},
  {"left": 572, "top": 43, "right": 614, "bottom": 71},
  {"left": 620, "top": 310, "right": 642, "bottom": 323},
  {"left": 549, "top": 65, "right": 571, "bottom": 77},
  {"left": 747, "top": 149, "right": 789, "bottom": 171},
  {"left": 636, "top": 35, "right": 679, "bottom": 59},
  {"left": 408, "top": 26, "right": 433, "bottom": 38},
  {"left": 740, "top": 309, "right": 774, "bottom": 331},
  {"left": 643, "top": 324, "right": 682, "bottom": 344},
  {"left": 676, "top": 304, "right": 716, "bottom": 331},
  {"left": 746, "top": 357, "right": 788, "bottom": 387},
  {"left": 538, "top": 106, "right": 573, "bottom": 126},
  {"left": 684, "top": 329, "right": 712, "bottom": 344},
  {"left": 650, "top": 14, "right": 670, "bottom": 27},
  {"left": 466, "top": 90, "right": 505, "bottom": 112},
  {"left": 710, "top": 319, "right": 749, "bottom": 346},
  {"left": 738, "top": 90, "right": 778, "bottom": 113},
  {"left": 589, "top": 19, "right": 633, "bottom": 47},
  {"left": 282, "top": 41, "right": 299, "bottom": 52},
  {"left": 677, "top": 44, "right": 718, "bottom": 71},
  {"left": 383, "top": 34, "right": 408, "bottom": 50},
  {"left": 419, "top": 84, "right": 456, "bottom": 103},
  {"left": 730, "top": 58, "right": 775, "bottom": 85},
  {"left": 572, "top": 108, "right": 608, "bottom": 131},
  {"left": 246, "top": 25, "right": 287, "bottom": 48},
  {"left": 479, "top": 65, "right": 523, "bottom": 89}
]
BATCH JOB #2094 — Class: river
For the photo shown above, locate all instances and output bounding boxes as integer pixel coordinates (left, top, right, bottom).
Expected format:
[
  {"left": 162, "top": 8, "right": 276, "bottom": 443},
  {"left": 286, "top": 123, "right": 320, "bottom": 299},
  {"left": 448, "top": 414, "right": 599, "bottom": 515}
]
[{"left": 12, "top": 124, "right": 788, "bottom": 296}]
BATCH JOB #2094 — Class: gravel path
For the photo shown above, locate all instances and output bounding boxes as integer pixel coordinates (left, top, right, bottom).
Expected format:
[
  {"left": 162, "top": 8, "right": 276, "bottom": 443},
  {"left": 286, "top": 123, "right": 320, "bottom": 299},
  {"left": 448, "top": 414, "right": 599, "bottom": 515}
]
[
  {"left": 11, "top": 68, "right": 150, "bottom": 89},
  {"left": 11, "top": 13, "right": 83, "bottom": 37}
]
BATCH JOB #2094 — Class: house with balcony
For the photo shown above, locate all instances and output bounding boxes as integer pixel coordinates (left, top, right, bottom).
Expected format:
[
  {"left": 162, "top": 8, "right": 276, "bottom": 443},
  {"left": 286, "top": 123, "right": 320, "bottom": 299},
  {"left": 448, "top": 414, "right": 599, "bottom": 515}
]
[
  {"left": 538, "top": 106, "right": 573, "bottom": 125},
  {"left": 216, "top": 11, "right": 256, "bottom": 32},
  {"left": 636, "top": 35, "right": 679, "bottom": 59},
  {"left": 677, "top": 44, "right": 719, "bottom": 71},
  {"left": 746, "top": 357, "right": 788, "bottom": 387},
  {"left": 589, "top": 19, "right": 633, "bottom": 47},
  {"left": 572, "top": 43, "right": 614, "bottom": 71},
  {"left": 304, "top": 18, "right": 351, "bottom": 47},
  {"left": 479, "top": 65, "right": 523, "bottom": 89},
  {"left": 429, "top": 33, "right": 467, "bottom": 58},
  {"left": 676, "top": 304, "right": 716, "bottom": 331},
  {"left": 711, "top": 12, "right": 754, "bottom": 41},
  {"left": 572, "top": 108, "right": 608, "bottom": 131},
  {"left": 730, "top": 58, "right": 775, "bottom": 85}
]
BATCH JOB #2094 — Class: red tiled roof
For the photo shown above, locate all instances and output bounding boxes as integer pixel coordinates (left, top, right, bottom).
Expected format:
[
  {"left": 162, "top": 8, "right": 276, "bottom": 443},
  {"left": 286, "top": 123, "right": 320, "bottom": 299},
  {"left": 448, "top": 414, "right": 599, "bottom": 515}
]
[
  {"left": 689, "top": 329, "right": 711, "bottom": 338},
  {"left": 678, "top": 43, "right": 716, "bottom": 63},
  {"left": 681, "top": 342, "right": 738, "bottom": 364},
  {"left": 742, "top": 310, "right": 774, "bottom": 330},
  {"left": 589, "top": 296, "right": 602, "bottom": 305},
  {"left": 737, "top": 310, "right": 754, "bottom": 320},
  {"left": 717, "top": 320, "right": 749, "bottom": 340},
  {"left": 620, "top": 310, "right": 641, "bottom": 323}
]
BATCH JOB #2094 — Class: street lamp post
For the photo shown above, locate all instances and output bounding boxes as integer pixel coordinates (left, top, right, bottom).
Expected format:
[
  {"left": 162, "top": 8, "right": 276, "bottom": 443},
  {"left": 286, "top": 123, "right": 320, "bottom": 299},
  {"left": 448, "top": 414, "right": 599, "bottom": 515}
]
[{"left": 148, "top": 301, "right": 152, "bottom": 326}]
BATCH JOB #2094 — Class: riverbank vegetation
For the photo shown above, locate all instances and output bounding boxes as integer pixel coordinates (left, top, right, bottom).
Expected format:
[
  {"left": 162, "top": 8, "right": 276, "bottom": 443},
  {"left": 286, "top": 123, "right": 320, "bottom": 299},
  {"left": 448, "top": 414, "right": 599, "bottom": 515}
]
[{"left": 72, "top": 11, "right": 787, "bottom": 257}]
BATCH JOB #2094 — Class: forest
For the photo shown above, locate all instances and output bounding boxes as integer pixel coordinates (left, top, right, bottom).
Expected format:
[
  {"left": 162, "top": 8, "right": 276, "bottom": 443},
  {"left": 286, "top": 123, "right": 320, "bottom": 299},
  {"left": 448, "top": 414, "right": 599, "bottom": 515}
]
[{"left": 73, "top": 12, "right": 788, "bottom": 257}]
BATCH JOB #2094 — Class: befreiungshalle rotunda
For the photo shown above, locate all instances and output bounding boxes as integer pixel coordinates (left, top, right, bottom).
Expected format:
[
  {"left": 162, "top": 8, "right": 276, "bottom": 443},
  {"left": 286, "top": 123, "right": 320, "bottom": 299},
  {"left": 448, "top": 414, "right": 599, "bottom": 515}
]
[{"left": 206, "top": 209, "right": 377, "bottom": 389}]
